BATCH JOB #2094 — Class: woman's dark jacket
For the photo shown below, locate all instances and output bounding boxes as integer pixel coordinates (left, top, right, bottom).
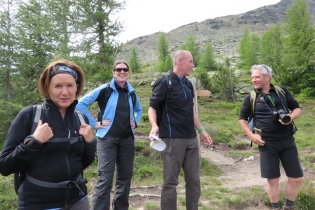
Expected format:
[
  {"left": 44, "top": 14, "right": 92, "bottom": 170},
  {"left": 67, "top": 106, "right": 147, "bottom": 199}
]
[{"left": 0, "top": 99, "right": 96, "bottom": 210}]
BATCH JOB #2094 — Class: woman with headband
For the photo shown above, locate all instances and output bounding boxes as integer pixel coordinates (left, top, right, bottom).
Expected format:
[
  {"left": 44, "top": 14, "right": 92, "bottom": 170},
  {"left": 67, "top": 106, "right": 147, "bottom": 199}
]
[{"left": 0, "top": 59, "right": 96, "bottom": 209}]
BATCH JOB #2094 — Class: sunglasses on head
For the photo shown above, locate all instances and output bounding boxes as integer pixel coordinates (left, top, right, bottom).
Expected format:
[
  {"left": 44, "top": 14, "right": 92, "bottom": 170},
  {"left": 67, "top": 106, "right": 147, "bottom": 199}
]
[
  {"left": 115, "top": 68, "right": 129, "bottom": 72},
  {"left": 260, "top": 64, "right": 270, "bottom": 74}
]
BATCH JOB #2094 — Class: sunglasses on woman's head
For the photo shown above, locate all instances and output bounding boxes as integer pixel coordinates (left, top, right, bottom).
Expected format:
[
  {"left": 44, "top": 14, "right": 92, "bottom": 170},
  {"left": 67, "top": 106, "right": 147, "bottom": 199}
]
[{"left": 115, "top": 68, "right": 129, "bottom": 72}]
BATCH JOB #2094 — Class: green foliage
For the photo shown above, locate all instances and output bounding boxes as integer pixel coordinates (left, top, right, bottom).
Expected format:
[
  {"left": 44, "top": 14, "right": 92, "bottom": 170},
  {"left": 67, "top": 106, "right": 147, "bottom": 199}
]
[
  {"left": 194, "top": 67, "right": 212, "bottom": 91},
  {"left": 75, "top": 53, "right": 113, "bottom": 84},
  {"left": 282, "top": 0, "right": 315, "bottom": 69},
  {"left": 128, "top": 46, "right": 141, "bottom": 73},
  {"left": 259, "top": 24, "right": 283, "bottom": 82},
  {"left": 200, "top": 158, "right": 222, "bottom": 177},
  {"left": 179, "top": 34, "right": 201, "bottom": 66},
  {"left": 199, "top": 42, "right": 217, "bottom": 71},
  {"left": 238, "top": 28, "right": 250, "bottom": 69},
  {"left": 295, "top": 179, "right": 315, "bottom": 209},
  {"left": 143, "top": 201, "right": 159, "bottom": 210},
  {"left": 14, "top": 0, "right": 56, "bottom": 105},
  {"left": 238, "top": 28, "right": 260, "bottom": 70},
  {"left": 211, "top": 59, "right": 238, "bottom": 101},
  {"left": 0, "top": 175, "right": 17, "bottom": 210},
  {"left": 157, "top": 32, "right": 173, "bottom": 72},
  {"left": 238, "top": 0, "right": 315, "bottom": 96},
  {"left": 280, "top": 0, "right": 315, "bottom": 93},
  {"left": 132, "top": 142, "right": 163, "bottom": 184},
  {"left": 0, "top": 100, "right": 24, "bottom": 146},
  {"left": 0, "top": 0, "right": 124, "bottom": 107},
  {"left": 74, "top": 0, "right": 124, "bottom": 81},
  {"left": 141, "top": 114, "right": 149, "bottom": 122}
]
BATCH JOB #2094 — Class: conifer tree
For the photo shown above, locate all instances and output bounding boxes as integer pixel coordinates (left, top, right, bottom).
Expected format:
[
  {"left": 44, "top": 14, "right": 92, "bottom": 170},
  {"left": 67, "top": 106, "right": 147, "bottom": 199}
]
[
  {"left": 280, "top": 0, "right": 315, "bottom": 94},
  {"left": 237, "top": 28, "right": 251, "bottom": 69},
  {"left": 238, "top": 28, "right": 260, "bottom": 70},
  {"left": 73, "top": 0, "right": 125, "bottom": 83},
  {"left": 157, "top": 32, "right": 172, "bottom": 72},
  {"left": 179, "top": 34, "right": 200, "bottom": 66},
  {"left": 199, "top": 42, "right": 217, "bottom": 71},
  {"left": 259, "top": 24, "right": 283, "bottom": 82},
  {"left": 212, "top": 58, "right": 237, "bottom": 101},
  {"left": 128, "top": 46, "right": 141, "bottom": 73}
]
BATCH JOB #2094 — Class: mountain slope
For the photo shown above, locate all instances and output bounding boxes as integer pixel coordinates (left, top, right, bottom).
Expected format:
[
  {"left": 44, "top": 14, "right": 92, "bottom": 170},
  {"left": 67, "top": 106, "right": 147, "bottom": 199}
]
[{"left": 117, "top": 0, "right": 315, "bottom": 65}]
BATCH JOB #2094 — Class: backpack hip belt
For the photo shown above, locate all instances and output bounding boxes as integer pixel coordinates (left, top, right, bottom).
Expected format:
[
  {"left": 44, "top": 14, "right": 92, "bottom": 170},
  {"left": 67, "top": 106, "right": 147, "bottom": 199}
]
[{"left": 25, "top": 174, "right": 86, "bottom": 194}]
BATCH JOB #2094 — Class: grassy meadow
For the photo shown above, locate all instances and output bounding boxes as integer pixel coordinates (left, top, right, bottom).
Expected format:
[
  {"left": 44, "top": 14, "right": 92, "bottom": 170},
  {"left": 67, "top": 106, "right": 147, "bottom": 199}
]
[{"left": 0, "top": 70, "right": 315, "bottom": 209}]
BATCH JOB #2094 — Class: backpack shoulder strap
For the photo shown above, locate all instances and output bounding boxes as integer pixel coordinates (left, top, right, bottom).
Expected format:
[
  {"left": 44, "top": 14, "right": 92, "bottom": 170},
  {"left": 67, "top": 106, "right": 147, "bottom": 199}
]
[
  {"left": 31, "top": 104, "right": 43, "bottom": 134},
  {"left": 95, "top": 84, "right": 113, "bottom": 116},
  {"left": 165, "top": 72, "right": 172, "bottom": 91},
  {"left": 274, "top": 85, "right": 286, "bottom": 98},
  {"left": 100, "top": 84, "right": 113, "bottom": 112},
  {"left": 164, "top": 73, "right": 172, "bottom": 113},
  {"left": 75, "top": 110, "right": 85, "bottom": 125},
  {"left": 185, "top": 79, "right": 194, "bottom": 98},
  {"left": 250, "top": 91, "right": 257, "bottom": 118},
  {"left": 16, "top": 104, "right": 43, "bottom": 195},
  {"left": 130, "top": 91, "right": 138, "bottom": 128},
  {"left": 130, "top": 91, "right": 137, "bottom": 108}
]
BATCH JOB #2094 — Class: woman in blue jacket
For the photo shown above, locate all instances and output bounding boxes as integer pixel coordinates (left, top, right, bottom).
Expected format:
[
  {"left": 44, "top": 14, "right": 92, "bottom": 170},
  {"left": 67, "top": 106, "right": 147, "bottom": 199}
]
[{"left": 76, "top": 60, "right": 143, "bottom": 210}]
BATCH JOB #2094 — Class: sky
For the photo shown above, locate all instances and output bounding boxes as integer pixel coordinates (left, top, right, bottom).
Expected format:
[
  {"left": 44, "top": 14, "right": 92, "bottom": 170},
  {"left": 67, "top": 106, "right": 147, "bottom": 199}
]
[{"left": 115, "top": 0, "right": 281, "bottom": 43}]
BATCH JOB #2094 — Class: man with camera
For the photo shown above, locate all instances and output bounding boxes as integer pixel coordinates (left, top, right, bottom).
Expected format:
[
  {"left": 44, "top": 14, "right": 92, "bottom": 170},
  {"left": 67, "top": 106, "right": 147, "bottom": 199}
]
[{"left": 239, "top": 64, "right": 303, "bottom": 210}]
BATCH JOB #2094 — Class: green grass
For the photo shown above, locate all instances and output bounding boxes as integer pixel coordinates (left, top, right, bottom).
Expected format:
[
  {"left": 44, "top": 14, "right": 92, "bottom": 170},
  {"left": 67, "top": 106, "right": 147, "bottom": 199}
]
[{"left": 1, "top": 71, "right": 315, "bottom": 209}]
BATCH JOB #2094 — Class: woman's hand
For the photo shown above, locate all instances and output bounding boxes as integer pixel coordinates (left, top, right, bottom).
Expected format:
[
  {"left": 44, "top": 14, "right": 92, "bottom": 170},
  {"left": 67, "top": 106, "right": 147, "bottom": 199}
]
[
  {"left": 32, "top": 120, "right": 53, "bottom": 143},
  {"left": 130, "top": 121, "right": 136, "bottom": 129},
  {"left": 79, "top": 123, "right": 95, "bottom": 142},
  {"left": 95, "top": 120, "right": 111, "bottom": 129}
]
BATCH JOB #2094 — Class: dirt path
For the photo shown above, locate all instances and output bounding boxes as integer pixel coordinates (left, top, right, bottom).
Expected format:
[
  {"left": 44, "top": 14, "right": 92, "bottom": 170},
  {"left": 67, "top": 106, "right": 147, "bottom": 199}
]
[
  {"left": 126, "top": 143, "right": 275, "bottom": 209},
  {"left": 90, "top": 137, "right": 315, "bottom": 209}
]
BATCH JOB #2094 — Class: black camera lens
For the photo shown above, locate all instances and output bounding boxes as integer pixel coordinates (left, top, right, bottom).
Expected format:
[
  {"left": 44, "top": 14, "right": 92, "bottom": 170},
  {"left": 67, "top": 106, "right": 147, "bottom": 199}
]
[{"left": 279, "top": 114, "right": 291, "bottom": 123}]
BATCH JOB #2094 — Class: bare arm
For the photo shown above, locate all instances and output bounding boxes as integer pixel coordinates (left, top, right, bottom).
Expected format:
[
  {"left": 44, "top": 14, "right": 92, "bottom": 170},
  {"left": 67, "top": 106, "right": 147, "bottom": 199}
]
[
  {"left": 194, "top": 112, "right": 212, "bottom": 146},
  {"left": 239, "top": 119, "right": 265, "bottom": 146},
  {"left": 148, "top": 107, "right": 159, "bottom": 137}
]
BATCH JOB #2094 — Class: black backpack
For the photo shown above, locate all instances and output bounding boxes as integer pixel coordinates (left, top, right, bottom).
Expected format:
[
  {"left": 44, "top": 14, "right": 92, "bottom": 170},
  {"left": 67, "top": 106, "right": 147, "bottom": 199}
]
[
  {"left": 13, "top": 105, "right": 85, "bottom": 194},
  {"left": 155, "top": 72, "right": 194, "bottom": 126},
  {"left": 96, "top": 84, "right": 137, "bottom": 127}
]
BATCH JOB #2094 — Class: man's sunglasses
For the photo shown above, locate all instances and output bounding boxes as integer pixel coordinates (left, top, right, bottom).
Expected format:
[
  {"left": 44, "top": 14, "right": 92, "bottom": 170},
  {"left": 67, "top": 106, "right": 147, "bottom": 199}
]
[{"left": 115, "top": 68, "right": 129, "bottom": 72}]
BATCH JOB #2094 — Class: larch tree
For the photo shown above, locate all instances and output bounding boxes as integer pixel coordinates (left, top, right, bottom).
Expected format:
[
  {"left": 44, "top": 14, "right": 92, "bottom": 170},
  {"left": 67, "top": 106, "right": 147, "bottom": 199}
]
[
  {"left": 199, "top": 42, "right": 217, "bottom": 71},
  {"left": 14, "top": 0, "right": 56, "bottom": 105},
  {"left": 157, "top": 32, "right": 172, "bottom": 72},
  {"left": 0, "top": 0, "right": 19, "bottom": 103},
  {"left": 74, "top": 0, "right": 125, "bottom": 84},
  {"left": 238, "top": 27, "right": 250, "bottom": 69},
  {"left": 179, "top": 34, "right": 200, "bottom": 67},
  {"left": 238, "top": 27, "right": 260, "bottom": 70},
  {"left": 212, "top": 58, "right": 237, "bottom": 102},
  {"left": 280, "top": 0, "right": 315, "bottom": 94},
  {"left": 259, "top": 24, "right": 283, "bottom": 82},
  {"left": 0, "top": 0, "right": 24, "bottom": 143},
  {"left": 128, "top": 46, "right": 141, "bottom": 73}
]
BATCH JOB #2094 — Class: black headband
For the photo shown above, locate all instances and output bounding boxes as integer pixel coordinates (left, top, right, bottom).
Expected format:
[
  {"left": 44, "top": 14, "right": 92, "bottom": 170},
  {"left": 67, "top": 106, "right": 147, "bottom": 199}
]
[{"left": 49, "top": 65, "right": 78, "bottom": 82}]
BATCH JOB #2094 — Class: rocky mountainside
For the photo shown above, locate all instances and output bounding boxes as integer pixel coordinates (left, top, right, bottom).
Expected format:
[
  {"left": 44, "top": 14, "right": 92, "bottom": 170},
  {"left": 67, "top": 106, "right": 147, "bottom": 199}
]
[{"left": 117, "top": 0, "right": 315, "bottom": 66}]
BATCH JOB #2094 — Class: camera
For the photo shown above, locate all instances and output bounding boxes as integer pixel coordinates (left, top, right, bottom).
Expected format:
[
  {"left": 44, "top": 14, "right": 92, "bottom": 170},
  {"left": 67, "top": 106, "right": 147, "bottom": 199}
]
[{"left": 273, "top": 109, "right": 291, "bottom": 123}]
